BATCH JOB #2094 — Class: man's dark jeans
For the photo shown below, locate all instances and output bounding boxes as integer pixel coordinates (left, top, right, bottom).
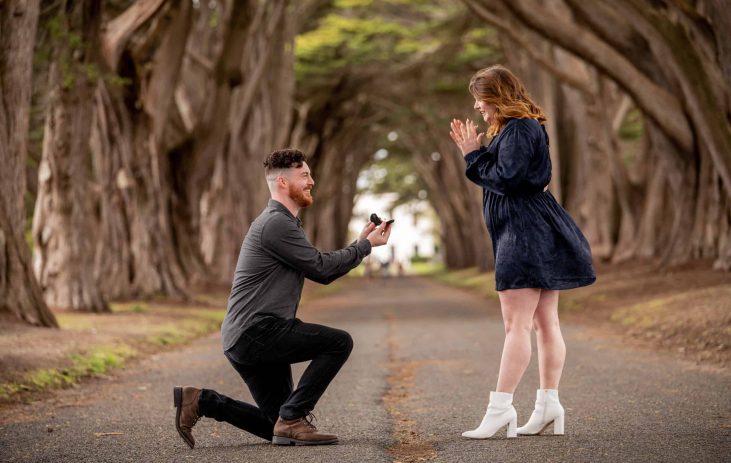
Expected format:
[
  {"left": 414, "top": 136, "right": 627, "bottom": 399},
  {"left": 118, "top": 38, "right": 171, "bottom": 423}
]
[{"left": 197, "top": 316, "right": 353, "bottom": 440}]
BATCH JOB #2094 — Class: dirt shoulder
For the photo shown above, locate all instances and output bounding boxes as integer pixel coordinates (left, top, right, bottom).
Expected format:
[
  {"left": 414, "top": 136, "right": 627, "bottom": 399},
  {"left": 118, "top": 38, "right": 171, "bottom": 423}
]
[
  {"left": 419, "top": 260, "right": 731, "bottom": 369},
  {"left": 0, "top": 280, "right": 341, "bottom": 406}
]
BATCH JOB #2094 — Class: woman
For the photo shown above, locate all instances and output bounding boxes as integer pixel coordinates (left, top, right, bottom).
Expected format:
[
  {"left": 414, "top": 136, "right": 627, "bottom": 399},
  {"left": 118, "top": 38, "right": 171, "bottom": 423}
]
[{"left": 448, "top": 65, "right": 595, "bottom": 439}]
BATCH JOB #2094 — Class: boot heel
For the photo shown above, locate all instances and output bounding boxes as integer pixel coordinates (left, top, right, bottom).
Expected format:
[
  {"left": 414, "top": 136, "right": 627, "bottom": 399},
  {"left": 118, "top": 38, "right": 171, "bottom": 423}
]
[
  {"left": 553, "top": 414, "right": 564, "bottom": 435},
  {"left": 173, "top": 386, "right": 182, "bottom": 407},
  {"left": 272, "top": 435, "right": 297, "bottom": 446},
  {"left": 507, "top": 417, "right": 517, "bottom": 438}
]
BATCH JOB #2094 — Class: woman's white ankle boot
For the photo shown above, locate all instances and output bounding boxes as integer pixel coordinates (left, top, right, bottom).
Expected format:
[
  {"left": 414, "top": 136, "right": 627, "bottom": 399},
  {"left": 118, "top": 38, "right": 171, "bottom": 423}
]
[
  {"left": 516, "top": 389, "right": 565, "bottom": 435},
  {"left": 462, "top": 391, "right": 518, "bottom": 439}
]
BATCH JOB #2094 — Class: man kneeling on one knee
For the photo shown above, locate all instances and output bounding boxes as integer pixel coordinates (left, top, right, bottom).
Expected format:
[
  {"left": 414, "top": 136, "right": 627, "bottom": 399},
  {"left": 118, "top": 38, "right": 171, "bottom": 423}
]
[{"left": 173, "top": 148, "right": 392, "bottom": 447}]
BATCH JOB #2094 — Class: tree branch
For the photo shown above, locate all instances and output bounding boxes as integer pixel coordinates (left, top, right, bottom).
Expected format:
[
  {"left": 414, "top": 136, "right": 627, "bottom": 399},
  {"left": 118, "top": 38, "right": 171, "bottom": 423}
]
[{"left": 467, "top": 0, "right": 694, "bottom": 154}]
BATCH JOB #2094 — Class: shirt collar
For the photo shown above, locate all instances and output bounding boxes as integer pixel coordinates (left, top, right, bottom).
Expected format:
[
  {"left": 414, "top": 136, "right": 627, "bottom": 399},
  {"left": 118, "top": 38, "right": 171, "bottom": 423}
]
[{"left": 268, "top": 199, "right": 302, "bottom": 227}]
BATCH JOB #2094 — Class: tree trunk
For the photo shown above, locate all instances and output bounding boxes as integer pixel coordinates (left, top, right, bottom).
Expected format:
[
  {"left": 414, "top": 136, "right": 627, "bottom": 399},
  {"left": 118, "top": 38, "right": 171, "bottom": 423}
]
[
  {"left": 501, "top": 34, "right": 563, "bottom": 201},
  {"left": 200, "top": 0, "right": 294, "bottom": 282},
  {"left": 0, "top": 0, "right": 58, "bottom": 326},
  {"left": 402, "top": 110, "right": 493, "bottom": 271},
  {"left": 32, "top": 0, "right": 109, "bottom": 312},
  {"left": 88, "top": 0, "right": 195, "bottom": 299},
  {"left": 167, "top": 0, "right": 253, "bottom": 287},
  {"left": 302, "top": 105, "right": 378, "bottom": 251}
]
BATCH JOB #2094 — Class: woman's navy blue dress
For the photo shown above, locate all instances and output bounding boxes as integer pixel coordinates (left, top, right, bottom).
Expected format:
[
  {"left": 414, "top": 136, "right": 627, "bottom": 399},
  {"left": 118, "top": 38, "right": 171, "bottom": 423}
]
[{"left": 464, "top": 117, "right": 596, "bottom": 291}]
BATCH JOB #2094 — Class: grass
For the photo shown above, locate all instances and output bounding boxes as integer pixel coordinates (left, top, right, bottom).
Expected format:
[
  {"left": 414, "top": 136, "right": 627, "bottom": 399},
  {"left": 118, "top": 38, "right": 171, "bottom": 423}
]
[
  {"left": 0, "top": 303, "right": 226, "bottom": 402},
  {"left": 408, "top": 261, "right": 445, "bottom": 276},
  {"left": 147, "top": 310, "right": 225, "bottom": 346},
  {"left": 428, "top": 266, "right": 499, "bottom": 299},
  {"left": 611, "top": 297, "right": 673, "bottom": 328},
  {"left": 0, "top": 344, "right": 135, "bottom": 399}
]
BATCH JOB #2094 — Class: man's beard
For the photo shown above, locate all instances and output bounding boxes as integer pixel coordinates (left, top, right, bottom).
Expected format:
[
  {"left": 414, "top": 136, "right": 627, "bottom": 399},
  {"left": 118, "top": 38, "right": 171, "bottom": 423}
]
[{"left": 289, "top": 184, "right": 313, "bottom": 207}]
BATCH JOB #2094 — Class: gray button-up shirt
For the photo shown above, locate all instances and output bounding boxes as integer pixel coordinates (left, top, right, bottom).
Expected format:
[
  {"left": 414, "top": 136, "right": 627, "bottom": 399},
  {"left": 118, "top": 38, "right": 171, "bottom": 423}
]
[{"left": 221, "top": 199, "right": 372, "bottom": 350}]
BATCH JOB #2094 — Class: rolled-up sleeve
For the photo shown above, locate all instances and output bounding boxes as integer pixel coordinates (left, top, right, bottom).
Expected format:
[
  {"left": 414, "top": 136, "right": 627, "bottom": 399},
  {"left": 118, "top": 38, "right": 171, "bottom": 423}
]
[{"left": 260, "top": 215, "right": 372, "bottom": 284}]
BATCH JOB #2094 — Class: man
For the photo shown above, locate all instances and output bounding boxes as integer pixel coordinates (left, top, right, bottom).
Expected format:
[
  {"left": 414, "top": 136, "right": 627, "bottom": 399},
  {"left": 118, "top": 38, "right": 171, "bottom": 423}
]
[{"left": 173, "top": 148, "right": 391, "bottom": 447}]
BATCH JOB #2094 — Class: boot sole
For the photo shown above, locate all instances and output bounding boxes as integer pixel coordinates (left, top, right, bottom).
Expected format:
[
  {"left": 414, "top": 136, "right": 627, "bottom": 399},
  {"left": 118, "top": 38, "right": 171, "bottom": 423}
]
[
  {"left": 173, "top": 386, "right": 195, "bottom": 449},
  {"left": 517, "top": 420, "right": 564, "bottom": 436},
  {"left": 272, "top": 435, "right": 339, "bottom": 446}
]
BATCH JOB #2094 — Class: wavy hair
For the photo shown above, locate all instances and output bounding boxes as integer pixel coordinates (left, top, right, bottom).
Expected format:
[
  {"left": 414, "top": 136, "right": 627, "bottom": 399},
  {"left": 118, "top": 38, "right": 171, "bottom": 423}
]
[{"left": 468, "top": 65, "right": 546, "bottom": 137}]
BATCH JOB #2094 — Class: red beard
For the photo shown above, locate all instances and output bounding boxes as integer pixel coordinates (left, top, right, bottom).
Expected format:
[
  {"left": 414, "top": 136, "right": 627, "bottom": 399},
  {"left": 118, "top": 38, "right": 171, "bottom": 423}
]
[{"left": 289, "top": 183, "right": 313, "bottom": 208}]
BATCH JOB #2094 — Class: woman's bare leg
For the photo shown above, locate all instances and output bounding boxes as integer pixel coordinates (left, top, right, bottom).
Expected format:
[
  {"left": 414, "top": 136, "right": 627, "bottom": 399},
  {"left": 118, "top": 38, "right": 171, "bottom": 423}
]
[
  {"left": 495, "top": 288, "right": 541, "bottom": 393},
  {"left": 532, "top": 289, "right": 565, "bottom": 389}
]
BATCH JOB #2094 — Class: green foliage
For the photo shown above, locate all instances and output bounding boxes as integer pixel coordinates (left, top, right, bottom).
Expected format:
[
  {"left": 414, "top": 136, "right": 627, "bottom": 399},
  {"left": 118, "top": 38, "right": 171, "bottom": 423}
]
[
  {"left": 84, "top": 63, "right": 100, "bottom": 81},
  {"left": 619, "top": 108, "right": 643, "bottom": 140},
  {"left": 294, "top": 0, "right": 487, "bottom": 82},
  {"left": 46, "top": 9, "right": 104, "bottom": 90},
  {"left": 296, "top": 14, "right": 409, "bottom": 78},
  {"left": 24, "top": 229, "right": 34, "bottom": 252},
  {"left": 67, "top": 32, "right": 82, "bottom": 50},
  {"left": 335, "top": 0, "right": 375, "bottom": 7},
  {"left": 107, "top": 75, "right": 133, "bottom": 87},
  {"left": 47, "top": 15, "right": 64, "bottom": 40},
  {"left": 209, "top": 10, "right": 220, "bottom": 28},
  {"left": 358, "top": 145, "right": 428, "bottom": 210},
  {"left": 453, "top": 27, "right": 500, "bottom": 66},
  {"left": 24, "top": 199, "right": 34, "bottom": 251},
  {"left": 618, "top": 108, "right": 644, "bottom": 170},
  {"left": 61, "top": 61, "right": 75, "bottom": 89}
]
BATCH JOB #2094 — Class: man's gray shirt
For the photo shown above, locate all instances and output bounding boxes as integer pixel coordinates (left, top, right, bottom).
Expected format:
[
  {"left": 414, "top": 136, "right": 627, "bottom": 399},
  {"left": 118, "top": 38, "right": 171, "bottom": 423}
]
[{"left": 221, "top": 199, "right": 372, "bottom": 351}]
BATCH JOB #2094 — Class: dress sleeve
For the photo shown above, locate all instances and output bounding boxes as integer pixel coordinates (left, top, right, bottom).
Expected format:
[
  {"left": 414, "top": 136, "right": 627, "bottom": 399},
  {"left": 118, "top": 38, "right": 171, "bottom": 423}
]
[
  {"left": 464, "top": 145, "right": 495, "bottom": 188},
  {"left": 484, "top": 121, "right": 535, "bottom": 194}
]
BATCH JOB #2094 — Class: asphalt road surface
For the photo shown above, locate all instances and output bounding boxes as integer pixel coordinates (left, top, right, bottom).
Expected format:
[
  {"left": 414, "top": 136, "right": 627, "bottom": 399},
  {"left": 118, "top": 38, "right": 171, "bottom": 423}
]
[{"left": 1, "top": 277, "right": 729, "bottom": 462}]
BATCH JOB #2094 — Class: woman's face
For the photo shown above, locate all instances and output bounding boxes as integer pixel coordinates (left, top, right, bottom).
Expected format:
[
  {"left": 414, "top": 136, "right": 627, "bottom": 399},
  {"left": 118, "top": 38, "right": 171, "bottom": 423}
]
[{"left": 473, "top": 99, "right": 497, "bottom": 125}]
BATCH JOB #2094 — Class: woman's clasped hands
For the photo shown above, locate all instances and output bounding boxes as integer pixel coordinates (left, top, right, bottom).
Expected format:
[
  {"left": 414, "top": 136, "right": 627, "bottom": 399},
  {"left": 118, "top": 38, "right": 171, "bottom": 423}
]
[{"left": 449, "top": 118, "right": 485, "bottom": 156}]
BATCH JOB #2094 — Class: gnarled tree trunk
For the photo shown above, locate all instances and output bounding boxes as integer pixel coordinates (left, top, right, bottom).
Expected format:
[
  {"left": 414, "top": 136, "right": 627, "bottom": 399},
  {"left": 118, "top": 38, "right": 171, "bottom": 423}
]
[
  {"left": 0, "top": 0, "right": 58, "bottom": 326},
  {"left": 32, "top": 0, "right": 109, "bottom": 312},
  {"left": 167, "top": 0, "right": 253, "bottom": 286},
  {"left": 92, "top": 0, "right": 194, "bottom": 298},
  {"left": 200, "top": 0, "right": 294, "bottom": 282}
]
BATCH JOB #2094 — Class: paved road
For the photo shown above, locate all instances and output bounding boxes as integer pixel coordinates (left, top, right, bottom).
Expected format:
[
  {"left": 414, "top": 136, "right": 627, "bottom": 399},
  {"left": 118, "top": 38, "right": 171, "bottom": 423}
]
[{"left": 1, "top": 277, "right": 729, "bottom": 462}]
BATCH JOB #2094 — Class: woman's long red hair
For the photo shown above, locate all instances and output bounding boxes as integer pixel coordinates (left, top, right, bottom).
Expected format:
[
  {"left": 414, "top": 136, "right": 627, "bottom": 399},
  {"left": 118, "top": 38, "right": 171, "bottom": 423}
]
[{"left": 469, "top": 65, "right": 546, "bottom": 137}]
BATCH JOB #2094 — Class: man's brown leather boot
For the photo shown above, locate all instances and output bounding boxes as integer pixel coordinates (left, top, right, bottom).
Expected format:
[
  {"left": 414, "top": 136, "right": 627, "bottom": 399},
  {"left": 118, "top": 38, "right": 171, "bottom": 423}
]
[
  {"left": 173, "top": 386, "right": 201, "bottom": 448},
  {"left": 272, "top": 415, "right": 339, "bottom": 445}
]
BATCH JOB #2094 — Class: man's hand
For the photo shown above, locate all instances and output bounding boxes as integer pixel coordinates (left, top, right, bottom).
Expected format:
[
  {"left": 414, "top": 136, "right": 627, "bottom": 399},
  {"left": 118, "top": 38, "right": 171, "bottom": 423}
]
[
  {"left": 359, "top": 221, "right": 377, "bottom": 241},
  {"left": 449, "top": 118, "right": 484, "bottom": 156},
  {"left": 366, "top": 222, "right": 392, "bottom": 247}
]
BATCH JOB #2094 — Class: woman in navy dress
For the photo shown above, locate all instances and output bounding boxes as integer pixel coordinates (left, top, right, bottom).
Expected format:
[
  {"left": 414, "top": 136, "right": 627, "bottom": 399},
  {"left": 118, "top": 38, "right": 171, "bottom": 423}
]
[{"left": 449, "top": 65, "right": 595, "bottom": 439}]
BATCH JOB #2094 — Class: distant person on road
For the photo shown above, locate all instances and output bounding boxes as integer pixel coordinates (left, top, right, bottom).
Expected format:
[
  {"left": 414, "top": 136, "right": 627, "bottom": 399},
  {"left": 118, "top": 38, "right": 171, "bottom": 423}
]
[
  {"left": 173, "top": 149, "right": 392, "bottom": 448},
  {"left": 449, "top": 65, "right": 596, "bottom": 439}
]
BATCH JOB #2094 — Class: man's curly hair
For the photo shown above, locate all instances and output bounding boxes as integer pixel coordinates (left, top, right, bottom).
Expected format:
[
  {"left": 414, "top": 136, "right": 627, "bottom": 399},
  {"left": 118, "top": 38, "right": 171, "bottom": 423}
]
[{"left": 263, "top": 149, "right": 306, "bottom": 176}]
